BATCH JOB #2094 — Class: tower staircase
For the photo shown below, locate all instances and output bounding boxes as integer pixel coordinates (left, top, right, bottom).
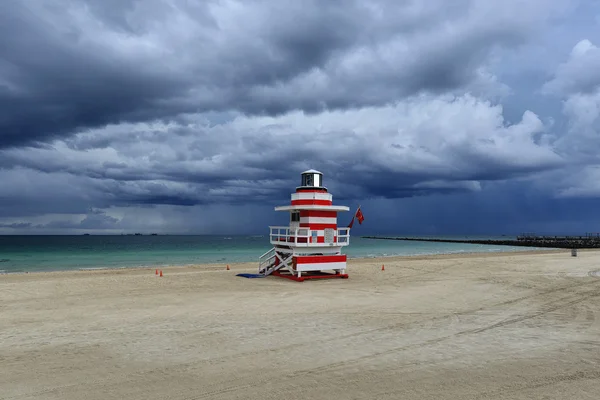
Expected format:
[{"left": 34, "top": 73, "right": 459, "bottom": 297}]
[{"left": 258, "top": 247, "right": 293, "bottom": 276}]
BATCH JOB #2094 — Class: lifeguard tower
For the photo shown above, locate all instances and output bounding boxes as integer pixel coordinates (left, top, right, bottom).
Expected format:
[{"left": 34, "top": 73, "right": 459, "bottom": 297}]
[{"left": 258, "top": 169, "right": 351, "bottom": 281}]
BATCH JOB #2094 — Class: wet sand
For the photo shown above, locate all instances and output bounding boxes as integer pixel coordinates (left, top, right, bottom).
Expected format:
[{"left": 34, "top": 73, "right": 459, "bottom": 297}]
[{"left": 1, "top": 249, "right": 599, "bottom": 399}]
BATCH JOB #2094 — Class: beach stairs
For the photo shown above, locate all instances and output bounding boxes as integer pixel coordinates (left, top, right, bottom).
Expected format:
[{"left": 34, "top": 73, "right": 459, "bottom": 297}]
[{"left": 258, "top": 247, "right": 292, "bottom": 276}]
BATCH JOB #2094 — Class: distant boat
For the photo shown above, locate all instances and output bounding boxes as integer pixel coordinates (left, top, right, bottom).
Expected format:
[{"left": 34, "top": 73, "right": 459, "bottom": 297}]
[{"left": 150, "top": 233, "right": 158, "bottom": 236}]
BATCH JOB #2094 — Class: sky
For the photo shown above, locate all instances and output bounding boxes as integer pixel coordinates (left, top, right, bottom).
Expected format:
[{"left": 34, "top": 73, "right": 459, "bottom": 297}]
[{"left": 1, "top": 0, "right": 600, "bottom": 236}]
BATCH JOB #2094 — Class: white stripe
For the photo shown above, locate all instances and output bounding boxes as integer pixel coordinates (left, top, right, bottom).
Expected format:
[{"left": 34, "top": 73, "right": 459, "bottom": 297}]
[
  {"left": 295, "top": 229, "right": 334, "bottom": 236},
  {"left": 275, "top": 205, "right": 350, "bottom": 212},
  {"left": 291, "top": 192, "right": 332, "bottom": 201},
  {"left": 296, "top": 261, "right": 347, "bottom": 271},
  {"left": 293, "top": 229, "right": 350, "bottom": 237},
  {"left": 299, "top": 217, "right": 337, "bottom": 224}
]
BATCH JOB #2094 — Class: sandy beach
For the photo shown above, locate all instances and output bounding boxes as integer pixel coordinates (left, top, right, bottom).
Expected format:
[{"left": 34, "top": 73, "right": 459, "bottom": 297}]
[{"left": 1, "top": 249, "right": 599, "bottom": 399}]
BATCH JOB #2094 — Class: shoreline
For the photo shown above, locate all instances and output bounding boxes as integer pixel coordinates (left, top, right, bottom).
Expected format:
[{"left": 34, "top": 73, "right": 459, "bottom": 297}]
[{"left": 0, "top": 247, "right": 578, "bottom": 277}]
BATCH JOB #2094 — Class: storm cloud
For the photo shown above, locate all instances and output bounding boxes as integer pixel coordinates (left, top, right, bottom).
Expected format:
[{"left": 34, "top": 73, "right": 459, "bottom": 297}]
[
  {"left": 1, "top": 0, "right": 600, "bottom": 235},
  {"left": 1, "top": 0, "right": 571, "bottom": 146}
]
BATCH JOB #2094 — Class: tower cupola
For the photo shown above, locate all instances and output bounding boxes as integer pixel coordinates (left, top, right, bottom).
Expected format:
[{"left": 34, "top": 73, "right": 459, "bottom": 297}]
[{"left": 298, "top": 169, "right": 325, "bottom": 191}]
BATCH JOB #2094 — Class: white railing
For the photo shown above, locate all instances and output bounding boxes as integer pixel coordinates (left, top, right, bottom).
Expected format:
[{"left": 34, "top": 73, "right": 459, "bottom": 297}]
[
  {"left": 258, "top": 247, "right": 294, "bottom": 276},
  {"left": 269, "top": 226, "right": 351, "bottom": 246},
  {"left": 337, "top": 227, "right": 350, "bottom": 244},
  {"left": 258, "top": 247, "right": 276, "bottom": 274}
]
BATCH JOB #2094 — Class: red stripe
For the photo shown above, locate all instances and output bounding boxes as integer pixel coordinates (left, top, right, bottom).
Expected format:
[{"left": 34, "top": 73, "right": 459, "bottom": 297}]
[
  {"left": 295, "top": 189, "right": 328, "bottom": 193},
  {"left": 292, "top": 237, "right": 325, "bottom": 243},
  {"left": 299, "top": 210, "right": 337, "bottom": 218},
  {"left": 291, "top": 200, "right": 332, "bottom": 206},
  {"left": 295, "top": 255, "right": 347, "bottom": 264},
  {"left": 299, "top": 223, "right": 338, "bottom": 230},
  {"left": 285, "top": 236, "right": 326, "bottom": 243}
]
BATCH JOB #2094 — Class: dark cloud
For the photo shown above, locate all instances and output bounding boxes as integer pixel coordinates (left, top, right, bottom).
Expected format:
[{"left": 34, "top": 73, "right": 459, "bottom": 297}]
[
  {"left": 358, "top": 179, "right": 600, "bottom": 236},
  {"left": 0, "top": 93, "right": 564, "bottom": 216},
  {"left": 0, "top": 0, "right": 571, "bottom": 148},
  {"left": 0, "top": 222, "right": 33, "bottom": 229},
  {"left": 2, "top": 1, "right": 600, "bottom": 235}
]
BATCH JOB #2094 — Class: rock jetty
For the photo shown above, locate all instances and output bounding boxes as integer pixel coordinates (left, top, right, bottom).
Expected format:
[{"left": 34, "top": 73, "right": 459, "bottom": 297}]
[{"left": 361, "top": 234, "right": 600, "bottom": 249}]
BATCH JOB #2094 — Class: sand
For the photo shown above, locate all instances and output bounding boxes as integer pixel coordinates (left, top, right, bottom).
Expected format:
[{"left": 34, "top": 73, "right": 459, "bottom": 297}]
[{"left": 1, "top": 249, "right": 600, "bottom": 399}]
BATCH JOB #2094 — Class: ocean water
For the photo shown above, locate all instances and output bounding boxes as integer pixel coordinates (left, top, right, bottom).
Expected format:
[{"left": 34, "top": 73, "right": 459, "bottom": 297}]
[{"left": 0, "top": 235, "right": 541, "bottom": 273}]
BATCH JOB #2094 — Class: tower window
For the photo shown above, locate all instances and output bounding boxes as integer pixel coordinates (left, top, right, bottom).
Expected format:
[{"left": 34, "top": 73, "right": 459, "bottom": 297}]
[
  {"left": 291, "top": 211, "right": 300, "bottom": 222},
  {"left": 303, "top": 174, "right": 313, "bottom": 186},
  {"left": 301, "top": 172, "right": 322, "bottom": 187}
]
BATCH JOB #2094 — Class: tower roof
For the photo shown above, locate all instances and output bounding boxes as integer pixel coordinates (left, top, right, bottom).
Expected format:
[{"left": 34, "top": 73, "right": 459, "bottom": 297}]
[{"left": 301, "top": 169, "right": 322, "bottom": 175}]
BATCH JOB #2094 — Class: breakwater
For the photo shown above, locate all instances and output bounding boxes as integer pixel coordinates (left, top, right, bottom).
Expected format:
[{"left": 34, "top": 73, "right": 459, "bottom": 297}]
[{"left": 361, "top": 235, "right": 600, "bottom": 249}]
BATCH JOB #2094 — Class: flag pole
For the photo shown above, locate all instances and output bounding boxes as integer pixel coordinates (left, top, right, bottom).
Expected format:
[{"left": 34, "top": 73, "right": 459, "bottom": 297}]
[{"left": 348, "top": 204, "right": 362, "bottom": 228}]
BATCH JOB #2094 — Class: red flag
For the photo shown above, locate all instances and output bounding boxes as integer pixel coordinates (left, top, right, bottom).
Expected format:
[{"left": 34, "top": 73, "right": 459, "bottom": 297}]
[
  {"left": 355, "top": 207, "right": 364, "bottom": 224},
  {"left": 347, "top": 216, "right": 354, "bottom": 228}
]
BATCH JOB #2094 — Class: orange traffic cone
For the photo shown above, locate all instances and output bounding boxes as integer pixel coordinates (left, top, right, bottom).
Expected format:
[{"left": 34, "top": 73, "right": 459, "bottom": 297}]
[
  {"left": 159, "top": 270, "right": 163, "bottom": 277},
  {"left": 226, "top": 264, "right": 230, "bottom": 270},
  {"left": 155, "top": 269, "right": 158, "bottom": 276},
  {"left": 381, "top": 264, "right": 385, "bottom": 271}
]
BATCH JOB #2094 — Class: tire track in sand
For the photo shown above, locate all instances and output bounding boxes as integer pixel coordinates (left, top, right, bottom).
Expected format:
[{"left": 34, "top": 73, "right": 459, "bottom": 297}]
[{"left": 7, "top": 280, "right": 600, "bottom": 399}]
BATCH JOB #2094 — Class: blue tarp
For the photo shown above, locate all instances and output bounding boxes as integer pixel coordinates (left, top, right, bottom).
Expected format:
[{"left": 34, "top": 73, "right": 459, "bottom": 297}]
[{"left": 236, "top": 273, "right": 266, "bottom": 278}]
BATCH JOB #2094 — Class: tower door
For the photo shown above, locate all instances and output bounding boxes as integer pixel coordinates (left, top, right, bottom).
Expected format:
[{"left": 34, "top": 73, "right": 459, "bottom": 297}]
[
  {"left": 324, "top": 228, "right": 334, "bottom": 244},
  {"left": 290, "top": 211, "right": 300, "bottom": 230}
]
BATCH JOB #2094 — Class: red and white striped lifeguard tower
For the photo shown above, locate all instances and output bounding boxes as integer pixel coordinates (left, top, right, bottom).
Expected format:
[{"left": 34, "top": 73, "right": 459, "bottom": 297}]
[{"left": 258, "top": 169, "right": 351, "bottom": 281}]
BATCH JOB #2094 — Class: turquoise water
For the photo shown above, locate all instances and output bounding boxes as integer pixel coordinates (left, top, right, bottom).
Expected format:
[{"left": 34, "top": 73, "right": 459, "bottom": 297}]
[{"left": 0, "top": 235, "right": 541, "bottom": 273}]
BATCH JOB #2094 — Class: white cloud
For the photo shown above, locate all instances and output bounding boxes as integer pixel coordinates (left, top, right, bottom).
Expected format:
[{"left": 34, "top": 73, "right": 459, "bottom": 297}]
[
  {"left": 542, "top": 39, "right": 600, "bottom": 96},
  {"left": 0, "top": 93, "right": 563, "bottom": 221},
  {"left": 533, "top": 38, "right": 600, "bottom": 199},
  {"left": 546, "top": 39, "right": 600, "bottom": 161}
]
